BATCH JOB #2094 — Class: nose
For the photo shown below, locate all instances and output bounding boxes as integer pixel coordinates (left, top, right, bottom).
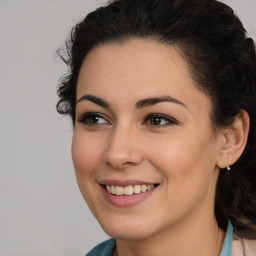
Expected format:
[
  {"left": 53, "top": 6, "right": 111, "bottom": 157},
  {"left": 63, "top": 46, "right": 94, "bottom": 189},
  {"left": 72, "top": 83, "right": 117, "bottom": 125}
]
[{"left": 103, "top": 124, "right": 143, "bottom": 170}]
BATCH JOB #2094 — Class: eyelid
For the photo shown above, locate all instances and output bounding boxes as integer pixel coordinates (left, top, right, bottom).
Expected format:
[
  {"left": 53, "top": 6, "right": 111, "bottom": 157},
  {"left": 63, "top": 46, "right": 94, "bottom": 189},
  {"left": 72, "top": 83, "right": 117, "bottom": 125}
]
[
  {"left": 143, "top": 113, "right": 179, "bottom": 126},
  {"left": 77, "top": 112, "right": 111, "bottom": 125}
]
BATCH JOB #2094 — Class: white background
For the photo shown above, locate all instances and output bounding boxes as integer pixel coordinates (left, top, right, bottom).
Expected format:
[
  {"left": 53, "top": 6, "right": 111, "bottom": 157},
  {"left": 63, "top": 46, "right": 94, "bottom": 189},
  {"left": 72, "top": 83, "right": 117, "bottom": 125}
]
[{"left": 0, "top": 1, "right": 255, "bottom": 255}]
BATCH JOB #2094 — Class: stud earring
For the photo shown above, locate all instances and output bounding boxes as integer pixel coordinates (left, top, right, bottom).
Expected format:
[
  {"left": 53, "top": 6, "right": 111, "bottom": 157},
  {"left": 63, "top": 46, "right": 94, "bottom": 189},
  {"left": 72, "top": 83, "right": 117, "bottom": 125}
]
[{"left": 227, "top": 166, "right": 231, "bottom": 171}]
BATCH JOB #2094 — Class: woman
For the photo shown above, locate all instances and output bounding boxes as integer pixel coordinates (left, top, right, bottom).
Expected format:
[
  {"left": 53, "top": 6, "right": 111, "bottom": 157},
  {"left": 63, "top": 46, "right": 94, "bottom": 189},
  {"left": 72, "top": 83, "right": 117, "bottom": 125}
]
[{"left": 56, "top": 0, "right": 256, "bottom": 255}]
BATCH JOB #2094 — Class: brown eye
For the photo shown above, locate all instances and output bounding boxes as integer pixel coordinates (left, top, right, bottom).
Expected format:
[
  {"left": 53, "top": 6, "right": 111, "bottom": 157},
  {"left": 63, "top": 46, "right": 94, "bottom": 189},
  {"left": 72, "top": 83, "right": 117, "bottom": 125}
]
[
  {"left": 144, "top": 114, "right": 178, "bottom": 126},
  {"left": 149, "top": 117, "right": 162, "bottom": 125},
  {"left": 77, "top": 112, "right": 109, "bottom": 125},
  {"left": 87, "top": 115, "right": 103, "bottom": 124}
]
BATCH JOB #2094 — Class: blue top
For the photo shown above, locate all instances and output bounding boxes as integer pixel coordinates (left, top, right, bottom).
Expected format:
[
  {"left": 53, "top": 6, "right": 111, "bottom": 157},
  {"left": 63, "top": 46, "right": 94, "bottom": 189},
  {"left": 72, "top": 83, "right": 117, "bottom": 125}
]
[
  {"left": 86, "top": 221, "right": 233, "bottom": 256},
  {"left": 220, "top": 221, "right": 233, "bottom": 256}
]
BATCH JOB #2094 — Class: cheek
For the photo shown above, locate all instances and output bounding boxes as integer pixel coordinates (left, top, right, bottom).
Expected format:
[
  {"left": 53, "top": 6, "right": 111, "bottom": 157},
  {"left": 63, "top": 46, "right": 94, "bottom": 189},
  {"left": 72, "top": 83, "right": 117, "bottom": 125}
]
[
  {"left": 150, "top": 137, "right": 217, "bottom": 223},
  {"left": 71, "top": 131, "right": 106, "bottom": 212},
  {"left": 147, "top": 129, "right": 217, "bottom": 192},
  {"left": 71, "top": 131, "right": 103, "bottom": 182}
]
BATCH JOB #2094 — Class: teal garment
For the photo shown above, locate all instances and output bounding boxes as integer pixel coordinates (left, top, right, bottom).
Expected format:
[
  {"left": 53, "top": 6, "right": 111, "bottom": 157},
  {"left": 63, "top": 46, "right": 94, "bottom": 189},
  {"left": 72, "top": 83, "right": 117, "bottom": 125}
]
[
  {"left": 220, "top": 221, "right": 233, "bottom": 256},
  {"left": 86, "top": 239, "right": 115, "bottom": 256},
  {"left": 86, "top": 221, "right": 233, "bottom": 256}
]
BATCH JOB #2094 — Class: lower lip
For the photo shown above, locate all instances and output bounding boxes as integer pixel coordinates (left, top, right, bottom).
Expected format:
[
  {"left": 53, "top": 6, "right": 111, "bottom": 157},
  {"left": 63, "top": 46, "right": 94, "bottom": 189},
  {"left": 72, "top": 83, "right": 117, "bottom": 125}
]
[{"left": 101, "top": 185, "right": 157, "bottom": 207}]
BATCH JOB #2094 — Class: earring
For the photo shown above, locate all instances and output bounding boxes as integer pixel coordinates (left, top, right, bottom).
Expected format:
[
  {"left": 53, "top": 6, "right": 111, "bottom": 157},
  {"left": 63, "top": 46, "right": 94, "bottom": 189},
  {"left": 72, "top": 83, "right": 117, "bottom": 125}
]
[{"left": 227, "top": 166, "right": 231, "bottom": 171}]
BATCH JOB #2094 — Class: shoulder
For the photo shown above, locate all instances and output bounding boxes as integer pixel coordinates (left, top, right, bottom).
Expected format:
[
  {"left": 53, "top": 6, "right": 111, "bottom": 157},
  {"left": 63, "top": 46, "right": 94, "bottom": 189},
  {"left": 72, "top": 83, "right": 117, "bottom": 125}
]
[
  {"left": 86, "top": 239, "right": 116, "bottom": 256},
  {"left": 232, "top": 235, "right": 256, "bottom": 256},
  {"left": 243, "top": 238, "right": 256, "bottom": 256}
]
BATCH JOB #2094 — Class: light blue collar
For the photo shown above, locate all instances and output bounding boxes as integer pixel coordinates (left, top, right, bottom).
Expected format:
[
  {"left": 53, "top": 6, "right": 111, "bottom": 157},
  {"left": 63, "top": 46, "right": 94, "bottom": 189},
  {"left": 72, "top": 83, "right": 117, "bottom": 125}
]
[{"left": 219, "top": 221, "right": 233, "bottom": 256}]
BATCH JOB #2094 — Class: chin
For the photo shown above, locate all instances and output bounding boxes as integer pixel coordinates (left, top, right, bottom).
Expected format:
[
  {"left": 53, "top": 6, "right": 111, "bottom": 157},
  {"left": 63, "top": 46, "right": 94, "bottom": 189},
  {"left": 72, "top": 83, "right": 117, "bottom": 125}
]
[
  {"left": 104, "top": 228, "right": 153, "bottom": 241},
  {"left": 99, "top": 216, "right": 159, "bottom": 241}
]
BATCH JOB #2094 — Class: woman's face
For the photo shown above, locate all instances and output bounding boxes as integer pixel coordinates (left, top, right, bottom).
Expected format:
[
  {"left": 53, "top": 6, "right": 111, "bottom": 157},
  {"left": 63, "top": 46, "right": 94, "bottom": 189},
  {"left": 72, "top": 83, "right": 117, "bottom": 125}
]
[{"left": 72, "top": 39, "right": 223, "bottom": 240}]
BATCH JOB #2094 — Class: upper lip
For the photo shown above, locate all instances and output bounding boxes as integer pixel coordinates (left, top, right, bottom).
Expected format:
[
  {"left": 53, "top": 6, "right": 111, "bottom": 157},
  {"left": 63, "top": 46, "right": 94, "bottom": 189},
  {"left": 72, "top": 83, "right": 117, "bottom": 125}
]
[{"left": 99, "top": 179, "right": 158, "bottom": 187}]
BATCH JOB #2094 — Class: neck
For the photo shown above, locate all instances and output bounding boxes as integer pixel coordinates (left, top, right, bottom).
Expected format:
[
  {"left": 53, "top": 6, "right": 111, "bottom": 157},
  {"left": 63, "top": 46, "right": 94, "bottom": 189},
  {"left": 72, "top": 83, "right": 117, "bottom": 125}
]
[{"left": 114, "top": 214, "right": 225, "bottom": 256}]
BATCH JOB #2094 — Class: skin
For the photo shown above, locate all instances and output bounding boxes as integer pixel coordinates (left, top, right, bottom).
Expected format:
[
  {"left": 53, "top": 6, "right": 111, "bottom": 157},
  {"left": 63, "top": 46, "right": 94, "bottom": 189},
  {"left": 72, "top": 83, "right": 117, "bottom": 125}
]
[{"left": 72, "top": 39, "right": 249, "bottom": 256}]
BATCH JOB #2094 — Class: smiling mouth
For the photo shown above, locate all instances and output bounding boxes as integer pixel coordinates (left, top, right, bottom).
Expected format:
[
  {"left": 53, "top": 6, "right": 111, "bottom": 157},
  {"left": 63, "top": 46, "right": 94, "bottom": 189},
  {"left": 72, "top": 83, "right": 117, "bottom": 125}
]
[{"left": 103, "top": 184, "right": 158, "bottom": 196}]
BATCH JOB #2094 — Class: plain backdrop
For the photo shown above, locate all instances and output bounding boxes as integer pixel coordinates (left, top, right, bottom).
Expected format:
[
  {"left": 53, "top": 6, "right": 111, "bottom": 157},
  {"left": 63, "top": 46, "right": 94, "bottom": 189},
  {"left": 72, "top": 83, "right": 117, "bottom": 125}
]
[{"left": 0, "top": 1, "right": 255, "bottom": 255}]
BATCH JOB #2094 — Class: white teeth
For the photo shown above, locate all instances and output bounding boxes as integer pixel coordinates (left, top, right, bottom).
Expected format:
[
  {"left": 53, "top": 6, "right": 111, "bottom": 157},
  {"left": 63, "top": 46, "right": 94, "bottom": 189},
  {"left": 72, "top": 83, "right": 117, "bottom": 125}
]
[
  {"left": 105, "top": 184, "right": 154, "bottom": 196},
  {"left": 116, "top": 186, "right": 124, "bottom": 196},
  {"left": 106, "top": 185, "right": 111, "bottom": 193},
  {"left": 124, "top": 185, "right": 133, "bottom": 196},
  {"left": 111, "top": 185, "right": 116, "bottom": 195},
  {"left": 134, "top": 185, "right": 141, "bottom": 194},
  {"left": 141, "top": 185, "right": 147, "bottom": 192}
]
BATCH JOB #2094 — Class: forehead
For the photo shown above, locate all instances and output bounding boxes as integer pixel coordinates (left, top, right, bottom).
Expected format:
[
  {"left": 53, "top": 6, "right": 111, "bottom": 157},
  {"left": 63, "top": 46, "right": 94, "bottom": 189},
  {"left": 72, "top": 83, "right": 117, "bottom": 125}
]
[{"left": 76, "top": 39, "right": 211, "bottom": 113}]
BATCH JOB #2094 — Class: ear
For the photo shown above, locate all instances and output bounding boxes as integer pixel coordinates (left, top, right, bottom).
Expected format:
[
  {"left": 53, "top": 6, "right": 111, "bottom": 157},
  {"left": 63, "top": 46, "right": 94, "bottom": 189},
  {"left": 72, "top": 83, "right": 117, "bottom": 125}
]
[{"left": 216, "top": 110, "right": 250, "bottom": 169}]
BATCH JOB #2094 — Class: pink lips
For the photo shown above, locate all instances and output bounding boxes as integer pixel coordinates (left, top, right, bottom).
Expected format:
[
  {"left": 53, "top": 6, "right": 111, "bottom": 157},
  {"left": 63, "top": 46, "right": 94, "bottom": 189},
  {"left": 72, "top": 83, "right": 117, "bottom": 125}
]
[{"left": 99, "top": 179, "right": 158, "bottom": 207}]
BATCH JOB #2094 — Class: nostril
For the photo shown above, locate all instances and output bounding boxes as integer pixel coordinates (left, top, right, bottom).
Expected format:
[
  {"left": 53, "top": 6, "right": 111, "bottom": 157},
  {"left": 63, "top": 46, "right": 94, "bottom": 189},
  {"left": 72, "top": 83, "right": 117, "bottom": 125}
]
[
  {"left": 122, "top": 161, "right": 135, "bottom": 167},
  {"left": 104, "top": 158, "right": 137, "bottom": 170}
]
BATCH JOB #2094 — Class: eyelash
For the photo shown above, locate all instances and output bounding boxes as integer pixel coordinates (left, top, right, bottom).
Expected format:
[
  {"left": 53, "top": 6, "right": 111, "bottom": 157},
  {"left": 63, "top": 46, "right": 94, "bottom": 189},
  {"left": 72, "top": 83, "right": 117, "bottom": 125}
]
[
  {"left": 77, "top": 112, "right": 110, "bottom": 126},
  {"left": 77, "top": 112, "right": 178, "bottom": 127},
  {"left": 143, "top": 113, "right": 178, "bottom": 127}
]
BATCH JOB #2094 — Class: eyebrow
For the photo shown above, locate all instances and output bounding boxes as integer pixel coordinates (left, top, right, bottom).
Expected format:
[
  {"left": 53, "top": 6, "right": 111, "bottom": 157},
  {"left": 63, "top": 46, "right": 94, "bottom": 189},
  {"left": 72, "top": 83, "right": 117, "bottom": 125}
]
[
  {"left": 135, "top": 95, "right": 187, "bottom": 109},
  {"left": 77, "top": 94, "right": 187, "bottom": 109},
  {"left": 77, "top": 94, "right": 110, "bottom": 108}
]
